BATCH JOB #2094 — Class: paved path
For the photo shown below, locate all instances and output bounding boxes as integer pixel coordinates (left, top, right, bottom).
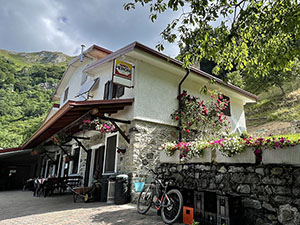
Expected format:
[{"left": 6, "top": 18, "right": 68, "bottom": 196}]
[{"left": 0, "top": 190, "right": 181, "bottom": 225}]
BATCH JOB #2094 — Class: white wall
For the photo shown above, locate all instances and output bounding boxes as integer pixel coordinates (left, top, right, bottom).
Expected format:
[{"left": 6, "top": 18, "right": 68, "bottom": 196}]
[
  {"left": 133, "top": 58, "right": 248, "bottom": 132},
  {"left": 57, "top": 51, "right": 249, "bottom": 132}
]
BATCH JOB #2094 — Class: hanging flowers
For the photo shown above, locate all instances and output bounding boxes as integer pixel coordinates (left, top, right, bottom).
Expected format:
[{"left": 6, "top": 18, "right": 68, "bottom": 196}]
[
  {"left": 172, "top": 90, "right": 230, "bottom": 140},
  {"left": 51, "top": 133, "right": 72, "bottom": 145},
  {"left": 83, "top": 118, "right": 116, "bottom": 134}
]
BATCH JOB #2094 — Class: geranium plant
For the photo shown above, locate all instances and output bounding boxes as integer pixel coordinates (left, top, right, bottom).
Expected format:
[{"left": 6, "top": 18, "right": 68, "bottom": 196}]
[
  {"left": 172, "top": 90, "right": 230, "bottom": 140},
  {"left": 160, "top": 140, "right": 209, "bottom": 161},
  {"left": 51, "top": 133, "right": 72, "bottom": 145},
  {"left": 160, "top": 136, "right": 300, "bottom": 161},
  {"left": 83, "top": 118, "right": 116, "bottom": 134}
]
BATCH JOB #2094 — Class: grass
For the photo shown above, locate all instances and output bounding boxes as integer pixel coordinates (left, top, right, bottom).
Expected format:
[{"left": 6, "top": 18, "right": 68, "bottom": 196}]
[
  {"left": 265, "top": 133, "right": 300, "bottom": 142},
  {"left": 245, "top": 77, "right": 300, "bottom": 127}
]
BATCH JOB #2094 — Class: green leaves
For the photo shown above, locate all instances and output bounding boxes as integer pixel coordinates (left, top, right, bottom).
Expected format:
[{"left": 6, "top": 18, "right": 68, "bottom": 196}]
[
  {"left": 124, "top": 0, "right": 299, "bottom": 94},
  {"left": 0, "top": 55, "right": 65, "bottom": 148}
]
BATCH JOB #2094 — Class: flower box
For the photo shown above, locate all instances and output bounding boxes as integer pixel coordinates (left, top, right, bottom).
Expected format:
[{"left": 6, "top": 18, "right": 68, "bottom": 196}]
[
  {"left": 214, "top": 148, "right": 256, "bottom": 164},
  {"left": 186, "top": 149, "right": 212, "bottom": 163},
  {"left": 159, "top": 151, "right": 180, "bottom": 164},
  {"left": 262, "top": 145, "right": 300, "bottom": 165}
]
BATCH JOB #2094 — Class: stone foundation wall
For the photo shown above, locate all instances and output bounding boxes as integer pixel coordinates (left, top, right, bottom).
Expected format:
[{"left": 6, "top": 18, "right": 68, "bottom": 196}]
[{"left": 158, "top": 163, "right": 300, "bottom": 225}]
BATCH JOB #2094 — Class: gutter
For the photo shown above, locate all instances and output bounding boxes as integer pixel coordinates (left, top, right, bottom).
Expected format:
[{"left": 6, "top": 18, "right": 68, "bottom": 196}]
[{"left": 178, "top": 69, "right": 190, "bottom": 142}]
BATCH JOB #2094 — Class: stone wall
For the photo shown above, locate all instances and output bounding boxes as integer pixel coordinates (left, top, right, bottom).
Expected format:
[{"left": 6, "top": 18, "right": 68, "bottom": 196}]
[
  {"left": 128, "top": 120, "right": 178, "bottom": 200},
  {"left": 158, "top": 163, "right": 300, "bottom": 225}
]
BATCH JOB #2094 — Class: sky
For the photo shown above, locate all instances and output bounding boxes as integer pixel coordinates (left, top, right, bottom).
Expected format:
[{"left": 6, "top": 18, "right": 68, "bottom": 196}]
[{"left": 0, "top": 0, "right": 181, "bottom": 57}]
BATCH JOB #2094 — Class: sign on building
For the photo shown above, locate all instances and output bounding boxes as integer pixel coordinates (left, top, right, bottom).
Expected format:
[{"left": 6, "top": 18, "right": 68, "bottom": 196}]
[{"left": 112, "top": 59, "right": 134, "bottom": 88}]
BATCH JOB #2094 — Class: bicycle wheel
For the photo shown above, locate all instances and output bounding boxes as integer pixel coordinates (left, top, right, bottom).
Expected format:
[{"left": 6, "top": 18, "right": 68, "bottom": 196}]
[
  {"left": 161, "top": 189, "right": 183, "bottom": 224},
  {"left": 137, "top": 184, "right": 154, "bottom": 214}
]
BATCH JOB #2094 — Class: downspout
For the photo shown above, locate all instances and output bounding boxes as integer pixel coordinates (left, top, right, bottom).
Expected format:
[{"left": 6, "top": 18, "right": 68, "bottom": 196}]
[{"left": 178, "top": 69, "right": 190, "bottom": 142}]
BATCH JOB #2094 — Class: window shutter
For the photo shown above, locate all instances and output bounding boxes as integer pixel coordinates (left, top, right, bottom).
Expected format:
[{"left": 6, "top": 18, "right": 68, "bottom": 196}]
[
  {"left": 104, "top": 81, "right": 110, "bottom": 100},
  {"left": 116, "top": 85, "right": 125, "bottom": 98},
  {"left": 222, "top": 96, "right": 231, "bottom": 116}
]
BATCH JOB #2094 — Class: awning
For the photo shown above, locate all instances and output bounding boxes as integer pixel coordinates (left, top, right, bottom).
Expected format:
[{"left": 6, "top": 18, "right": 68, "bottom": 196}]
[{"left": 23, "top": 98, "right": 134, "bottom": 149}]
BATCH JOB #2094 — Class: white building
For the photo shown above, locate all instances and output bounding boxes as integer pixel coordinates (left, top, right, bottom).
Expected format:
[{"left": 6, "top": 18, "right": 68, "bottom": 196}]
[{"left": 22, "top": 42, "right": 257, "bottom": 197}]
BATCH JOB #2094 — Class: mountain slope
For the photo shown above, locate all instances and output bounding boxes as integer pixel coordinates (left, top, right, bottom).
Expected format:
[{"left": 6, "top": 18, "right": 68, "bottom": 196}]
[
  {"left": 0, "top": 49, "right": 70, "bottom": 149},
  {"left": 245, "top": 77, "right": 300, "bottom": 136}
]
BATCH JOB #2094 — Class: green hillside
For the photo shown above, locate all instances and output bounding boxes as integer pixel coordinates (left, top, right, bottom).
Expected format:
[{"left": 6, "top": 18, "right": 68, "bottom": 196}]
[
  {"left": 245, "top": 77, "right": 300, "bottom": 128},
  {"left": 0, "top": 50, "right": 69, "bottom": 149}
]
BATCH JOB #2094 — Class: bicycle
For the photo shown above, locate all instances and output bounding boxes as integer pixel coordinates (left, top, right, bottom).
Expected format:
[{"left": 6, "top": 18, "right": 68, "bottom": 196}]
[{"left": 137, "top": 169, "right": 183, "bottom": 224}]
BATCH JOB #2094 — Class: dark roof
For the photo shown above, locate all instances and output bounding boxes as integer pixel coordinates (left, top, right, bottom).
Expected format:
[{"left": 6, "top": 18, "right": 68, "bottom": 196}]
[
  {"left": 85, "top": 42, "right": 258, "bottom": 101},
  {"left": 22, "top": 98, "right": 134, "bottom": 149}
]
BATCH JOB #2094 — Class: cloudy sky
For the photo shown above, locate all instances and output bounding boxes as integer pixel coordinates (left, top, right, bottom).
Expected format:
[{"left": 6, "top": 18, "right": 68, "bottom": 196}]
[{"left": 0, "top": 0, "right": 180, "bottom": 57}]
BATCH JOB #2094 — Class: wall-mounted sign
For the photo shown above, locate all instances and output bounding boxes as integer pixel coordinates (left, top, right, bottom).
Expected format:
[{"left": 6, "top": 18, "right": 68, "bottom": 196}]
[{"left": 112, "top": 59, "right": 134, "bottom": 88}]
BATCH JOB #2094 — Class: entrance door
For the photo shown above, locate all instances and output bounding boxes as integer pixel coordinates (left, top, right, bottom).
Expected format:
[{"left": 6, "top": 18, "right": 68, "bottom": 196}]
[{"left": 93, "top": 146, "right": 105, "bottom": 180}]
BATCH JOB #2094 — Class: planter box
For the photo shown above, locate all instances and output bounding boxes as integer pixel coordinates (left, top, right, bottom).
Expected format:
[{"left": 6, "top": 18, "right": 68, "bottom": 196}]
[
  {"left": 186, "top": 149, "right": 212, "bottom": 163},
  {"left": 262, "top": 145, "right": 300, "bottom": 165},
  {"left": 214, "top": 148, "right": 256, "bottom": 164},
  {"left": 159, "top": 151, "right": 180, "bottom": 164}
]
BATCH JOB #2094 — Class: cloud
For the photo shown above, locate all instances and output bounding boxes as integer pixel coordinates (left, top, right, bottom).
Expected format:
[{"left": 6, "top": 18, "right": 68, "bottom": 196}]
[{"left": 0, "top": 0, "right": 180, "bottom": 57}]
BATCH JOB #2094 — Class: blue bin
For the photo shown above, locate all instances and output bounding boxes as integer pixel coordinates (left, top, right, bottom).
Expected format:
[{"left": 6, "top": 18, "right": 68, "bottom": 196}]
[{"left": 134, "top": 182, "right": 145, "bottom": 192}]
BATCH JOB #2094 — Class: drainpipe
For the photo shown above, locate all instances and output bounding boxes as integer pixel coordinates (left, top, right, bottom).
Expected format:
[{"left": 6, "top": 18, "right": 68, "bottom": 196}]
[{"left": 178, "top": 69, "right": 190, "bottom": 142}]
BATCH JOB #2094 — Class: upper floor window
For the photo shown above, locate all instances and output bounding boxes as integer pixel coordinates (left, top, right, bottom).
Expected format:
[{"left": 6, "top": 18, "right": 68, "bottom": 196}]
[
  {"left": 104, "top": 81, "right": 124, "bottom": 100},
  {"left": 221, "top": 95, "right": 231, "bottom": 117},
  {"left": 63, "top": 87, "right": 69, "bottom": 102}
]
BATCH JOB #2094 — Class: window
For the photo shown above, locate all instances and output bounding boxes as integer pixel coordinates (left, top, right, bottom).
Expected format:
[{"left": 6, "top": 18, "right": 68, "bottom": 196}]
[
  {"left": 71, "top": 147, "right": 80, "bottom": 174},
  {"left": 103, "top": 134, "right": 118, "bottom": 174},
  {"left": 221, "top": 95, "right": 231, "bottom": 116},
  {"left": 104, "top": 81, "right": 125, "bottom": 100},
  {"left": 63, "top": 87, "right": 69, "bottom": 102}
]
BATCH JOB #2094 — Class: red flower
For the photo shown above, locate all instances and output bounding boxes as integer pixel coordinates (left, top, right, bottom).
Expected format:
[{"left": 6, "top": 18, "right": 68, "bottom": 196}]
[
  {"left": 175, "top": 116, "right": 180, "bottom": 120},
  {"left": 186, "top": 129, "right": 190, "bottom": 133},
  {"left": 189, "top": 122, "right": 193, "bottom": 126}
]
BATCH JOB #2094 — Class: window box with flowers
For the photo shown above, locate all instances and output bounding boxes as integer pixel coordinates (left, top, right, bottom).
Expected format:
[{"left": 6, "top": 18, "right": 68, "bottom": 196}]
[
  {"left": 262, "top": 138, "right": 300, "bottom": 165},
  {"left": 160, "top": 136, "right": 300, "bottom": 164},
  {"left": 213, "top": 137, "right": 256, "bottom": 164},
  {"left": 159, "top": 141, "right": 211, "bottom": 164},
  {"left": 159, "top": 142, "right": 180, "bottom": 164}
]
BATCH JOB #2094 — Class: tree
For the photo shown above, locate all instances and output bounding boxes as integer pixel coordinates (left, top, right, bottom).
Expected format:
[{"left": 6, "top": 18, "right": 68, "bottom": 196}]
[{"left": 124, "top": 0, "right": 299, "bottom": 90}]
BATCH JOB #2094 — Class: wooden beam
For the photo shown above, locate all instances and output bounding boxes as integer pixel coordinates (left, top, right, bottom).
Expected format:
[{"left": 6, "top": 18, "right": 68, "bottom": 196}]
[
  {"left": 73, "top": 137, "right": 89, "bottom": 153},
  {"left": 110, "top": 120, "right": 130, "bottom": 144},
  {"left": 45, "top": 152, "right": 55, "bottom": 163},
  {"left": 58, "top": 145, "right": 70, "bottom": 156},
  {"left": 72, "top": 136, "right": 90, "bottom": 140}
]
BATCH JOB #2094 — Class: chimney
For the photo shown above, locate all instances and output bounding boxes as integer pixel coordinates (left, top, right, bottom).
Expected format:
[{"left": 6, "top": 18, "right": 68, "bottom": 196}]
[{"left": 80, "top": 44, "right": 86, "bottom": 62}]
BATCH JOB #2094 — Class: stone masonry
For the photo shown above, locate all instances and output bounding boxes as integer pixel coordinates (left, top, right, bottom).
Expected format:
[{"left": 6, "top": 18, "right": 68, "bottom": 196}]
[
  {"left": 158, "top": 163, "right": 300, "bottom": 225},
  {"left": 128, "top": 120, "right": 178, "bottom": 201}
]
